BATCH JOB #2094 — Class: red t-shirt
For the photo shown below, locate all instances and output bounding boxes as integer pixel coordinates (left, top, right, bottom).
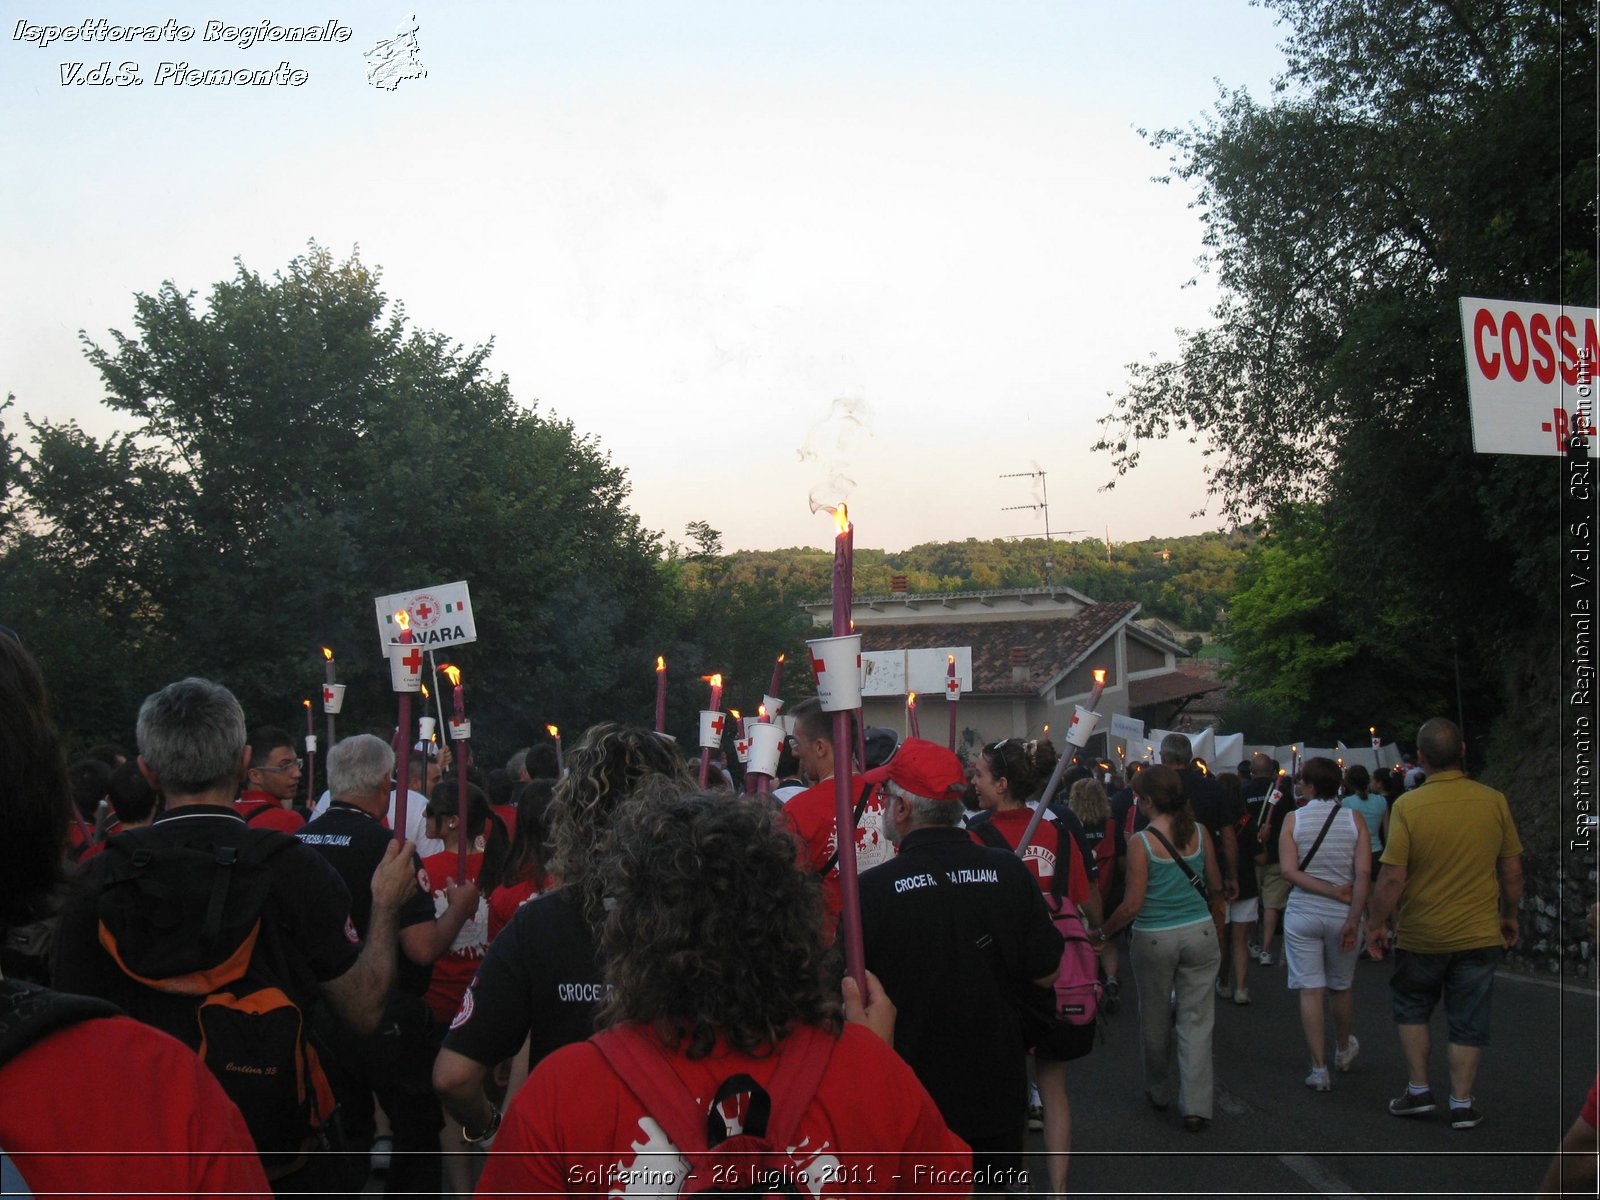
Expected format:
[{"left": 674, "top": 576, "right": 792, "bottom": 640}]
[
  {"left": 419, "top": 847, "right": 490, "bottom": 1023},
  {"left": 781, "top": 778, "right": 895, "bottom": 935},
  {"left": 487, "top": 873, "right": 552, "bottom": 941},
  {"left": 1583, "top": 1070, "right": 1599, "bottom": 1131},
  {"left": 478, "top": 1023, "right": 970, "bottom": 1197},
  {"left": 0, "top": 1015, "right": 271, "bottom": 1198},
  {"left": 234, "top": 791, "right": 306, "bottom": 833},
  {"left": 974, "top": 807, "right": 1091, "bottom": 907}
]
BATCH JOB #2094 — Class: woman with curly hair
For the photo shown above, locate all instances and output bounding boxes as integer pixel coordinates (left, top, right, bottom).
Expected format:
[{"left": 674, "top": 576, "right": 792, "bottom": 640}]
[
  {"left": 479, "top": 787, "right": 969, "bottom": 1196},
  {"left": 433, "top": 723, "right": 695, "bottom": 1149}
]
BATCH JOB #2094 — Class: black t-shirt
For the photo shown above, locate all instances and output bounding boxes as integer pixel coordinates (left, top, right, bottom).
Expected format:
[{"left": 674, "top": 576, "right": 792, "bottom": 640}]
[
  {"left": 299, "top": 802, "right": 436, "bottom": 995},
  {"left": 857, "top": 826, "right": 1063, "bottom": 1144},
  {"left": 53, "top": 805, "right": 362, "bottom": 1020},
  {"left": 439, "top": 890, "right": 605, "bottom": 1070}
]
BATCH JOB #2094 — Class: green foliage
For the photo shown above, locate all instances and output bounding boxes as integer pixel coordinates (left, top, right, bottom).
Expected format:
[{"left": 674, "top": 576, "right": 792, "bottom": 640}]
[
  {"left": 4, "top": 245, "right": 668, "bottom": 759},
  {"left": 1095, "top": 0, "right": 1592, "bottom": 779}
]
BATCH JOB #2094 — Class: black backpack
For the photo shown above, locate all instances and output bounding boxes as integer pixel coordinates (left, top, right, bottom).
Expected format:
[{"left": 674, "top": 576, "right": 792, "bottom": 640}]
[{"left": 93, "top": 826, "right": 336, "bottom": 1176}]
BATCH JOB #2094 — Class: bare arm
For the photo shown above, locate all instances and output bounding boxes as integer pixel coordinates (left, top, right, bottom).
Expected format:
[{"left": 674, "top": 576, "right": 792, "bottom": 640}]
[
  {"left": 1364, "top": 862, "right": 1407, "bottom": 945},
  {"left": 1097, "top": 835, "right": 1148, "bottom": 942},
  {"left": 1539, "top": 1109, "right": 1598, "bottom": 1196},
  {"left": 434, "top": 1045, "right": 496, "bottom": 1131},
  {"left": 1201, "top": 826, "right": 1222, "bottom": 897},
  {"left": 1498, "top": 854, "right": 1524, "bottom": 949},
  {"left": 318, "top": 840, "right": 418, "bottom": 1036},
  {"left": 1220, "top": 823, "right": 1239, "bottom": 901},
  {"left": 398, "top": 879, "right": 481, "bottom": 966}
]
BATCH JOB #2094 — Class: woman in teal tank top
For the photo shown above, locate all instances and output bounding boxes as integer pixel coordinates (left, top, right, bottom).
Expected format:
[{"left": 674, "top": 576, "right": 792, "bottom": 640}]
[{"left": 1092, "top": 766, "right": 1222, "bottom": 1131}]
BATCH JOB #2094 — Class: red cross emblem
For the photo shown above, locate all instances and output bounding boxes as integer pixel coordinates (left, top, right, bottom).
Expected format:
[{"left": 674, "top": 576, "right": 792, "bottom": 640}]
[
  {"left": 400, "top": 647, "right": 423, "bottom": 674},
  {"left": 946, "top": 677, "right": 961, "bottom": 694},
  {"left": 710, "top": 715, "right": 726, "bottom": 737},
  {"left": 811, "top": 653, "right": 827, "bottom": 675},
  {"left": 415, "top": 601, "right": 434, "bottom": 622},
  {"left": 322, "top": 685, "right": 335, "bottom": 705}
]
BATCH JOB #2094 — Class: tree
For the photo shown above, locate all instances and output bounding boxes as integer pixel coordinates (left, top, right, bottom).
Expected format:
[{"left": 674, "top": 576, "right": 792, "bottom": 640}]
[
  {"left": 4, "top": 245, "right": 668, "bottom": 757},
  {"left": 1094, "top": 0, "right": 1593, "bottom": 787}
]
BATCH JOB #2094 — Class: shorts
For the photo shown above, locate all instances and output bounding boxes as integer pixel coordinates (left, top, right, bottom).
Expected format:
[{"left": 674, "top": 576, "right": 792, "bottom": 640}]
[
  {"left": 1390, "top": 946, "right": 1500, "bottom": 1047},
  {"left": 1283, "top": 905, "right": 1359, "bottom": 990},
  {"left": 1228, "top": 896, "right": 1260, "bottom": 924},
  {"left": 1258, "top": 862, "right": 1289, "bottom": 910},
  {"left": 1031, "top": 1018, "right": 1095, "bottom": 1063}
]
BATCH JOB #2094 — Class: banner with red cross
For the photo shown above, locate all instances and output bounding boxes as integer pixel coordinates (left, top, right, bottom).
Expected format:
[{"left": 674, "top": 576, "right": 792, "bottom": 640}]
[{"left": 374, "top": 580, "right": 477, "bottom": 649}]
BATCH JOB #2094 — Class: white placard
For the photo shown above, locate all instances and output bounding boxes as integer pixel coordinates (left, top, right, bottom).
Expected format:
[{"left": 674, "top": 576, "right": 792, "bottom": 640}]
[
  {"left": 1109, "top": 713, "right": 1145, "bottom": 742},
  {"left": 861, "top": 651, "right": 907, "bottom": 697},
  {"left": 374, "top": 581, "right": 477, "bottom": 649},
  {"left": 906, "top": 647, "right": 973, "bottom": 696},
  {"left": 1460, "top": 297, "right": 1598, "bottom": 456}
]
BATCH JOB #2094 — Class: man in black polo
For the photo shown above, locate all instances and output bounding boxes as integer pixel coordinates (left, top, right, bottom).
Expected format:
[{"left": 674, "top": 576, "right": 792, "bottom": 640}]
[
  {"left": 299, "top": 733, "right": 480, "bottom": 1196},
  {"left": 857, "top": 738, "right": 1062, "bottom": 1190}
]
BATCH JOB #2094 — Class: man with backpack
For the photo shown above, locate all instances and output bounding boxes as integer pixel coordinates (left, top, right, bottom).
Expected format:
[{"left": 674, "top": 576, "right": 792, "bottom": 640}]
[
  {"left": 857, "top": 739, "right": 1063, "bottom": 1193},
  {"left": 53, "top": 677, "right": 420, "bottom": 1194}
]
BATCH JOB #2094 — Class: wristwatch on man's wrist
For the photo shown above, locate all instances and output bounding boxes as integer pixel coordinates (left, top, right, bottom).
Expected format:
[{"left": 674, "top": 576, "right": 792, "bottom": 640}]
[{"left": 462, "top": 1102, "right": 502, "bottom": 1145}]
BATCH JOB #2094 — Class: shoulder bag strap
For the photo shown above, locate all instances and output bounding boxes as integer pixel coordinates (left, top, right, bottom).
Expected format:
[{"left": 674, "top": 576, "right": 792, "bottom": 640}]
[
  {"left": 591, "top": 1025, "right": 707, "bottom": 1155},
  {"left": 817, "top": 782, "right": 875, "bottom": 877},
  {"left": 1143, "top": 825, "right": 1209, "bottom": 902},
  {"left": 1296, "top": 803, "right": 1345, "bottom": 874}
]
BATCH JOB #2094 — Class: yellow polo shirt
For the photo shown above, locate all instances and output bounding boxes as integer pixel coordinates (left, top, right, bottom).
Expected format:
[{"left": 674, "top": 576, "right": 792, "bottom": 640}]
[{"left": 1381, "top": 770, "right": 1523, "bottom": 954}]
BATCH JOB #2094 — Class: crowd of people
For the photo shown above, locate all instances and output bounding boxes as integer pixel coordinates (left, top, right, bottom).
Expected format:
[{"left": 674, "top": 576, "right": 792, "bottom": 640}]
[{"left": 2, "top": 627, "right": 1585, "bottom": 1198}]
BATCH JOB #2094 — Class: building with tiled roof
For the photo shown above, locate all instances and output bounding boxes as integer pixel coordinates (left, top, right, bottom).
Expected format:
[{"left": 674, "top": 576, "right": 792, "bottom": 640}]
[{"left": 801, "top": 585, "right": 1210, "bottom": 755}]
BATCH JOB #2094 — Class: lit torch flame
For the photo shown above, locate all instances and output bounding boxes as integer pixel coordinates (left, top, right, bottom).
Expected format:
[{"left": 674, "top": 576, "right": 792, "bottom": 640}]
[
  {"left": 656, "top": 656, "right": 665, "bottom": 672},
  {"left": 1093, "top": 668, "right": 1107, "bottom": 684},
  {"left": 302, "top": 699, "right": 311, "bottom": 709},
  {"left": 395, "top": 609, "right": 411, "bottom": 633},
  {"left": 730, "top": 709, "right": 741, "bottom": 720},
  {"left": 546, "top": 724, "right": 559, "bottom": 738},
  {"left": 758, "top": 704, "right": 768, "bottom": 720},
  {"left": 702, "top": 673, "right": 723, "bottom": 688},
  {"left": 833, "top": 503, "right": 849, "bottom": 535},
  {"left": 907, "top": 691, "right": 917, "bottom": 706},
  {"left": 776, "top": 653, "right": 785, "bottom": 664},
  {"left": 443, "top": 665, "right": 461, "bottom": 687},
  {"left": 322, "top": 647, "right": 333, "bottom": 661},
  {"left": 420, "top": 683, "right": 429, "bottom": 699}
]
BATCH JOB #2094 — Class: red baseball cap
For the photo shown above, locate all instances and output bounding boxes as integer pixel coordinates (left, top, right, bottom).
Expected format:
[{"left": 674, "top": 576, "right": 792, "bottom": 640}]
[{"left": 861, "top": 737, "right": 966, "bottom": 801}]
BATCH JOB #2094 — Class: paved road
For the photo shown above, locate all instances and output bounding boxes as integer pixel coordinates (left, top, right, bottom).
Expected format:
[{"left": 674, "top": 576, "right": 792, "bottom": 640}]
[{"left": 1032, "top": 952, "right": 1597, "bottom": 1197}]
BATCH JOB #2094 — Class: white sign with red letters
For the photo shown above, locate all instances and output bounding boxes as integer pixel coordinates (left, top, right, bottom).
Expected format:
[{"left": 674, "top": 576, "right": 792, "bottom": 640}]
[{"left": 1460, "top": 297, "right": 1597, "bottom": 456}]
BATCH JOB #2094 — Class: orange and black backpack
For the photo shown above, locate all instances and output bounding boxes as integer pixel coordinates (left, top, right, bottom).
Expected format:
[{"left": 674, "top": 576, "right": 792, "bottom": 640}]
[{"left": 93, "top": 826, "right": 336, "bottom": 1177}]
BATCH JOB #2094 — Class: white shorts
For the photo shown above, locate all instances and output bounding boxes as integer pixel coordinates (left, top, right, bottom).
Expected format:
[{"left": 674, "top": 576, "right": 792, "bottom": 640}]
[
  {"left": 1227, "top": 896, "right": 1260, "bottom": 924},
  {"left": 1283, "top": 904, "right": 1360, "bottom": 991}
]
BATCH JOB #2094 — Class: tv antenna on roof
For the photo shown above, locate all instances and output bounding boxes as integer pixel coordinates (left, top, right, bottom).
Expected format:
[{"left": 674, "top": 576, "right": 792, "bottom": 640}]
[{"left": 1000, "top": 469, "right": 1082, "bottom": 589}]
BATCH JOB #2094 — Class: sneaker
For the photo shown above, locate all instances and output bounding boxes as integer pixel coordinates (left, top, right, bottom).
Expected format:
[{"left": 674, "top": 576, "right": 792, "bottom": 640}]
[
  {"left": 1450, "top": 1102, "right": 1483, "bottom": 1130},
  {"left": 1257, "top": 947, "right": 1275, "bottom": 966},
  {"left": 1305, "top": 1066, "right": 1332, "bottom": 1092},
  {"left": 1389, "top": 1087, "right": 1437, "bottom": 1117},
  {"left": 1027, "top": 1104, "right": 1044, "bottom": 1131},
  {"left": 1215, "top": 977, "right": 1231, "bottom": 999},
  {"left": 1233, "top": 987, "right": 1251, "bottom": 1006},
  {"left": 1103, "top": 977, "right": 1121, "bottom": 1016},
  {"left": 1335, "top": 1035, "right": 1359, "bottom": 1072}
]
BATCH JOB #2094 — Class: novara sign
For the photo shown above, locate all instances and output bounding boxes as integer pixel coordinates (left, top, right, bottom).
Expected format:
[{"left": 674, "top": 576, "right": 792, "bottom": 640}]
[
  {"left": 1460, "top": 298, "right": 1597, "bottom": 456},
  {"left": 373, "top": 581, "right": 477, "bottom": 649}
]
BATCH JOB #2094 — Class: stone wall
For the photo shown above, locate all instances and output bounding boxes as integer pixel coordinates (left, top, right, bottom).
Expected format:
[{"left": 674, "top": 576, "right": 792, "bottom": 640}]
[{"left": 1502, "top": 852, "right": 1598, "bottom": 980}]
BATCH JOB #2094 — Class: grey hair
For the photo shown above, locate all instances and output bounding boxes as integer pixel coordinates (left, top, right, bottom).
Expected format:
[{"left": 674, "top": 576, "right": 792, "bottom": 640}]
[
  {"left": 1158, "top": 732, "right": 1193, "bottom": 766},
  {"left": 328, "top": 734, "right": 395, "bottom": 800},
  {"left": 135, "top": 677, "right": 246, "bottom": 796},
  {"left": 886, "top": 779, "right": 964, "bottom": 828},
  {"left": 505, "top": 748, "right": 529, "bottom": 777}
]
